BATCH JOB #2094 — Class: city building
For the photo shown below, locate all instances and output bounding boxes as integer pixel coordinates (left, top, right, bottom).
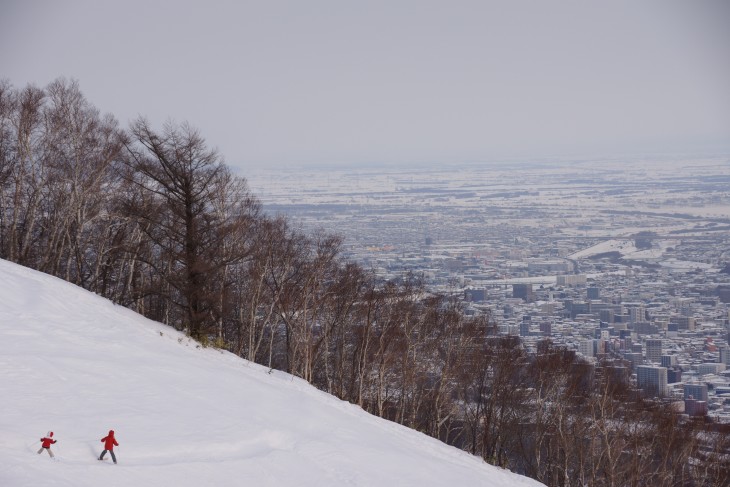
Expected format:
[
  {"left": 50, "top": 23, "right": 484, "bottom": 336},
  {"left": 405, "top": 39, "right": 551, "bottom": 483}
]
[
  {"left": 645, "top": 339, "right": 663, "bottom": 364},
  {"left": 539, "top": 321, "right": 552, "bottom": 336},
  {"left": 513, "top": 284, "right": 534, "bottom": 302},
  {"left": 698, "top": 363, "right": 726, "bottom": 376},
  {"left": 528, "top": 260, "right": 570, "bottom": 273},
  {"left": 579, "top": 340, "right": 595, "bottom": 358},
  {"left": 674, "top": 316, "right": 696, "bottom": 331},
  {"left": 667, "top": 368, "right": 682, "bottom": 384},
  {"left": 627, "top": 304, "right": 646, "bottom": 324},
  {"left": 719, "top": 346, "right": 730, "bottom": 366},
  {"left": 684, "top": 398, "right": 708, "bottom": 417},
  {"left": 660, "top": 354, "right": 677, "bottom": 368},
  {"left": 557, "top": 275, "right": 587, "bottom": 287},
  {"left": 599, "top": 309, "right": 615, "bottom": 323},
  {"left": 624, "top": 352, "right": 643, "bottom": 368},
  {"left": 465, "top": 288, "right": 486, "bottom": 302},
  {"left": 684, "top": 383, "right": 709, "bottom": 402},
  {"left": 636, "top": 365, "right": 668, "bottom": 397},
  {"left": 519, "top": 321, "right": 530, "bottom": 337},
  {"left": 587, "top": 286, "right": 601, "bottom": 300}
]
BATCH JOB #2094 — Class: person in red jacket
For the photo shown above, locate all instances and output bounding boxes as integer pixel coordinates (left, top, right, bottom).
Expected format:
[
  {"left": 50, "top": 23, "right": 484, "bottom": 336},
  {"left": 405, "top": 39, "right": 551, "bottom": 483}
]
[
  {"left": 99, "top": 430, "right": 119, "bottom": 464},
  {"left": 37, "top": 431, "right": 57, "bottom": 458}
]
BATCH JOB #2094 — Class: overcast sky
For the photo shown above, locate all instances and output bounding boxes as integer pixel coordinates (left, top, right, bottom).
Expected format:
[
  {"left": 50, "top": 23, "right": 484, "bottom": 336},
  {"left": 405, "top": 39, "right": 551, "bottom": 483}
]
[{"left": 1, "top": 0, "right": 729, "bottom": 171}]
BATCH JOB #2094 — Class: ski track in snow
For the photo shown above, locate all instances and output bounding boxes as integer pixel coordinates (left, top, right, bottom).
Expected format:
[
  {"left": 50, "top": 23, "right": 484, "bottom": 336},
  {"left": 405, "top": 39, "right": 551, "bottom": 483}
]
[{"left": 0, "top": 259, "right": 542, "bottom": 487}]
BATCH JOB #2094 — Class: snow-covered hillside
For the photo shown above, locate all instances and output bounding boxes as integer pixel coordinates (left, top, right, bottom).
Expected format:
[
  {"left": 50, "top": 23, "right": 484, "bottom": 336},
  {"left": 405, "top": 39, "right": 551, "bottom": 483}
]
[{"left": 0, "top": 259, "right": 541, "bottom": 487}]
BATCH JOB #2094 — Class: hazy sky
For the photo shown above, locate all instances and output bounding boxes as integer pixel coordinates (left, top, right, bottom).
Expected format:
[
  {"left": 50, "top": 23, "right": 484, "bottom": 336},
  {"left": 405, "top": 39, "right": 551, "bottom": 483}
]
[{"left": 1, "top": 0, "right": 729, "bottom": 171}]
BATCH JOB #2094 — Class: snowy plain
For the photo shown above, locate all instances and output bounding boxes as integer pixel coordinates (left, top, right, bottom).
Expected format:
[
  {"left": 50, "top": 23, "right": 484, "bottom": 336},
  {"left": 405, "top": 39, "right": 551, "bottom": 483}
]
[{"left": 0, "top": 258, "right": 542, "bottom": 487}]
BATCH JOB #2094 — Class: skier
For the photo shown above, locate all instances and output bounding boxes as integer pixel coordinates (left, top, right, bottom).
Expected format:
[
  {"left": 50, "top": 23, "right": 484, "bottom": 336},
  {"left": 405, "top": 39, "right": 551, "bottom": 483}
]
[
  {"left": 37, "top": 431, "right": 57, "bottom": 458},
  {"left": 99, "top": 430, "right": 119, "bottom": 464}
]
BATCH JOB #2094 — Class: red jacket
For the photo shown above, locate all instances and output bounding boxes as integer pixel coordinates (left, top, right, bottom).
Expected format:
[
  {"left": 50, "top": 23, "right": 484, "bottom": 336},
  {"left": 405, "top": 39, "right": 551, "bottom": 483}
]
[
  {"left": 101, "top": 430, "right": 118, "bottom": 450},
  {"left": 40, "top": 433, "right": 56, "bottom": 448}
]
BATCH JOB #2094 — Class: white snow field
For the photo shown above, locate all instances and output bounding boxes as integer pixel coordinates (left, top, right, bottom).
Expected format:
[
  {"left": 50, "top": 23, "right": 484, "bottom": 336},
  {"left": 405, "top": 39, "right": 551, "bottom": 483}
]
[{"left": 0, "top": 259, "right": 542, "bottom": 487}]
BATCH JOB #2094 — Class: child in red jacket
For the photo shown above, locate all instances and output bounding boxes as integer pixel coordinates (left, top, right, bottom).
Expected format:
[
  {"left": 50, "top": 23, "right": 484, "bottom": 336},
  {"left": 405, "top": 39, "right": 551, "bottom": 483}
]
[
  {"left": 99, "top": 430, "right": 119, "bottom": 464},
  {"left": 37, "top": 431, "right": 57, "bottom": 458}
]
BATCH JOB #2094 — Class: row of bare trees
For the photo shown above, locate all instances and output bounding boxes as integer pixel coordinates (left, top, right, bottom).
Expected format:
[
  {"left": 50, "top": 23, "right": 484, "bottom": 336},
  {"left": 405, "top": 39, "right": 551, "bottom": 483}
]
[{"left": 1, "top": 78, "right": 728, "bottom": 486}]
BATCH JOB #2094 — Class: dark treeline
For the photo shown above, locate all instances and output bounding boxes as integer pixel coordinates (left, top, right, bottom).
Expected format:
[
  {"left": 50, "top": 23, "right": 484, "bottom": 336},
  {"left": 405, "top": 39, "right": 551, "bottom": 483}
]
[{"left": 1, "top": 78, "right": 728, "bottom": 485}]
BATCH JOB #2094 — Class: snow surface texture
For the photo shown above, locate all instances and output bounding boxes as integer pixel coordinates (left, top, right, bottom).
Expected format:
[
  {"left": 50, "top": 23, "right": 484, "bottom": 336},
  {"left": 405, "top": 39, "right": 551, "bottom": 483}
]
[{"left": 0, "top": 259, "right": 542, "bottom": 487}]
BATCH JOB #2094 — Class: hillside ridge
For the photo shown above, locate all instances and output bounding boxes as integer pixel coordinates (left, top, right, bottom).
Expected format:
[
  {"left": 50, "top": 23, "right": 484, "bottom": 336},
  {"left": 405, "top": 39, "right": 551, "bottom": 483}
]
[{"left": 0, "top": 258, "right": 541, "bottom": 487}]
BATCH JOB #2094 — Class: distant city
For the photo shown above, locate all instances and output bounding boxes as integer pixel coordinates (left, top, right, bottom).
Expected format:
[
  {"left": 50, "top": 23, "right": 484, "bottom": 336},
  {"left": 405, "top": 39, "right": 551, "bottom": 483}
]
[{"left": 248, "top": 155, "right": 730, "bottom": 422}]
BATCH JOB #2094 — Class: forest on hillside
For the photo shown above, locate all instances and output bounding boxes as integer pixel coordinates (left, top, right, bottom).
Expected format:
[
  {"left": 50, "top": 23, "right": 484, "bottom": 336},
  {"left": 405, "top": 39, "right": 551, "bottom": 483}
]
[{"left": 1, "top": 78, "right": 728, "bottom": 486}]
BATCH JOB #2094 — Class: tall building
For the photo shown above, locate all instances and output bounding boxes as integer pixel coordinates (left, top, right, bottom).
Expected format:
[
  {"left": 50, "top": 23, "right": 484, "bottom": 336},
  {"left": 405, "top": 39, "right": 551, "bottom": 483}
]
[
  {"left": 627, "top": 305, "right": 646, "bottom": 324},
  {"left": 539, "top": 322, "right": 552, "bottom": 336},
  {"left": 579, "top": 340, "right": 595, "bottom": 358},
  {"left": 660, "top": 355, "right": 677, "bottom": 368},
  {"left": 571, "top": 301, "right": 590, "bottom": 319},
  {"left": 674, "top": 316, "right": 696, "bottom": 331},
  {"left": 645, "top": 339, "right": 663, "bottom": 364},
  {"left": 513, "top": 284, "right": 534, "bottom": 302},
  {"left": 684, "top": 383, "right": 709, "bottom": 402},
  {"left": 599, "top": 309, "right": 615, "bottom": 323},
  {"left": 519, "top": 321, "right": 531, "bottom": 337},
  {"left": 667, "top": 368, "right": 682, "bottom": 384},
  {"left": 718, "top": 286, "right": 730, "bottom": 304},
  {"left": 719, "top": 346, "right": 730, "bottom": 366},
  {"left": 636, "top": 365, "right": 668, "bottom": 397},
  {"left": 624, "top": 352, "right": 643, "bottom": 368},
  {"left": 587, "top": 286, "right": 600, "bottom": 300}
]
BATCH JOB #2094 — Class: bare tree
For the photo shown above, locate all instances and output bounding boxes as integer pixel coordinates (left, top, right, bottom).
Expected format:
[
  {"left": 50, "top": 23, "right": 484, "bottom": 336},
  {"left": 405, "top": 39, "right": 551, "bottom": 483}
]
[
  {"left": 4, "top": 83, "right": 46, "bottom": 264},
  {"left": 38, "top": 78, "right": 126, "bottom": 284},
  {"left": 0, "top": 79, "right": 16, "bottom": 255},
  {"left": 124, "top": 118, "right": 246, "bottom": 339}
]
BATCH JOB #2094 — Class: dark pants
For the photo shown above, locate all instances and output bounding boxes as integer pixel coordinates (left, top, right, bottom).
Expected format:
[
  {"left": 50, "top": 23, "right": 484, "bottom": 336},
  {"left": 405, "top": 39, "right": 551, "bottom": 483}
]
[{"left": 100, "top": 449, "right": 117, "bottom": 463}]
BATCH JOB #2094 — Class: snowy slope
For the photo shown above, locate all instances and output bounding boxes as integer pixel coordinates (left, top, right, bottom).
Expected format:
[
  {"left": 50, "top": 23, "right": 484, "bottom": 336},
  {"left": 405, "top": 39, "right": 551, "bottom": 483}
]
[{"left": 0, "top": 259, "right": 542, "bottom": 487}]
